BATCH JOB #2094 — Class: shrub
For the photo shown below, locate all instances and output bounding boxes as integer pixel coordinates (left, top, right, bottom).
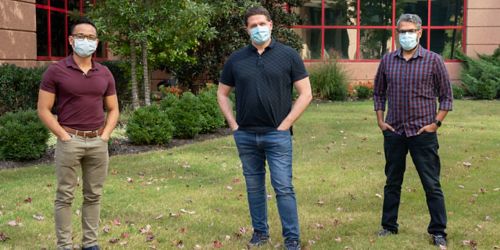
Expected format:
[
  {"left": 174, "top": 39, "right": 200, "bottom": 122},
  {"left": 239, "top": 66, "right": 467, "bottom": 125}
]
[
  {"left": 354, "top": 84, "right": 374, "bottom": 100},
  {"left": 309, "top": 61, "right": 349, "bottom": 101},
  {"left": 0, "top": 64, "right": 46, "bottom": 114},
  {"left": 0, "top": 110, "right": 50, "bottom": 160},
  {"left": 158, "top": 92, "right": 179, "bottom": 112},
  {"left": 168, "top": 92, "right": 206, "bottom": 139},
  {"left": 198, "top": 86, "right": 226, "bottom": 133},
  {"left": 126, "top": 105, "right": 175, "bottom": 145},
  {"left": 452, "top": 84, "right": 465, "bottom": 100},
  {"left": 457, "top": 48, "right": 500, "bottom": 99},
  {"left": 100, "top": 60, "right": 132, "bottom": 110}
]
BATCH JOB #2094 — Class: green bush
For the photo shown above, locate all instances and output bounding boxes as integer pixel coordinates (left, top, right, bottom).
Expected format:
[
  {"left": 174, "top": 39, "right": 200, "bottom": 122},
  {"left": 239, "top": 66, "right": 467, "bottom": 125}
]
[
  {"left": 126, "top": 105, "right": 174, "bottom": 145},
  {"left": 168, "top": 92, "right": 206, "bottom": 139},
  {"left": 101, "top": 60, "right": 131, "bottom": 110},
  {"left": 198, "top": 87, "right": 226, "bottom": 133},
  {"left": 452, "top": 84, "right": 465, "bottom": 100},
  {"left": 0, "top": 110, "right": 49, "bottom": 160},
  {"left": 457, "top": 48, "right": 500, "bottom": 99},
  {"left": 158, "top": 92, "right": 179, "bottom": 112},
  {"left": 309, "top": 61, "right": 349, "bottom": 101},
  {"left": 355, "top": 85, "right": 373, "bottom": 100},
  {"left": 0, "top": 64, "right": 46, "bottom": 115}
]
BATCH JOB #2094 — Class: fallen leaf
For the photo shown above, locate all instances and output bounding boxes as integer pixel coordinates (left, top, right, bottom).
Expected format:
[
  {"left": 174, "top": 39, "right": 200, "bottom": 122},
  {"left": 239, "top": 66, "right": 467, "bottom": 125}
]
[
  {"left": 213, "top": 240, "right": 223, "bottom": 248},
  {"left": 375, "top": 193, "right": 383, "bottom": 198},
  {"left": 463, "top": 162, "right": 472, "bottom": 168},
  {"left": 179, "top": 209, "right": 195, "bottom": 215},
  {"left": 179, "top": 227, "right": 187, "bottom": 234},
  {"left": 226, "top": 185, "right": 233, "bottom": 190},
  {"left": 155, "top": 214, "right": 164, "bottom": 220},
  {"left": 316, "top": 200, "right": 325, "bottom": 206},
  {"left": 335, "top": 237, "right": 342, "bottom": 243},
  {"left": 493, "top": 188, "right": 500, "bottom": 192},
  {"left": 479, "top": 188, "right": 486, "bottom": 194},
  {"left": 336, "top": 207, "right": 343, "bottom": 212},
  {"left": 225, "top": 235, "right": 231, "bottom": 241},
  {"left": 314, "top": 223, "right": 324, "bottom": 229},
  {"left": 102, "top": 225, "right": 111, "bottom": 233},
  {"left": 140, "top": 224, "right": 152, "bottom": 234},
  {"left": 7, "top": 220, "right": 18, "bottom": 227},
  {"left": 308, "top": 239, "right": 316, "bottom": 245},
  {"left": 462, "top": 240, "right": 478, "bottom": 248},
  {"left": 113, "top": 218, "right": 121, "bottom": 226},
  {"left": 121, "top": 232, "right": 129, "bottom": 239},
  {"left": 109, "top": 238, "right": 120, "bottom": 244},
  {"left": 111, "top": 169, "right": 118, "bottom": 175},
  {"left": 24, "top": 197, "right": 32, "bottom": 203},
  {"left": 458, "top": 185, "right": 465, "bottom": 189},
  {"left": 194, "top": 244, "right": 202, "bottom": 249},
  {"left": 145, "top": 233, "right": 155, "bottom": 242},
  {"left": 33, "top": 214, "right": 45, "bottom": 221},
  {"left": 169, "top": 212, "right": 180, "bottom": 218},
  {"left": 0, "top": 232, "right": 9, "bottom": 241},
  {"left": 75, "top": 209, "right": 81, "bottom": 216},
  {"left": 484, "top": 215, "right": 492, "bottom": 221},
  {"left": 182, "top": 162, "right": 191, "bottom": 169},
  {"left": 126, "top": 177, "right": 133, "bottom": 183},
  {"left": 232, "top": 178, "right": 241, "bottom": 184},
  {"left": 119, "top": 241, "right": 128, "bottom": 246},
  {"left": 172, "top": 239, "right": 184, "bottom": 248}
]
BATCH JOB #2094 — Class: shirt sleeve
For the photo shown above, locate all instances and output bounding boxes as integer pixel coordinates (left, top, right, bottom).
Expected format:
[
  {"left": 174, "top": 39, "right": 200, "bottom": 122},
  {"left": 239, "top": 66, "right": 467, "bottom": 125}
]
[
  {"left": 433, "top": 56, "right": 453, "bottom": 111},
  {"left": 103, "top": 67, "right": 117, "bottom": 96},
  {"left": 373, "top": 55, "right": 387, "bottom": 111},
  {"left": 219, "top": 55, "right": 235, "bottom": 86},
  {"left": 40, "top": 65, "right": 57, "bottom": 93},
  {"left": 290, "top": 49, "right": 308, "bottom": 82}
]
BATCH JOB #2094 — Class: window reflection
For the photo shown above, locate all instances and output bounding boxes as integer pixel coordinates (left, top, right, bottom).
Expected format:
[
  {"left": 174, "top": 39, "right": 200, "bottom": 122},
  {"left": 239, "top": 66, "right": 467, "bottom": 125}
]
[
  {"left": 396, "top": 0, "right": 428, "bottom": 26},
  {"left": 431, "top": 0, "right": 463, "bottom": 26},
  {"left": 431, "top": 29, "right": 462, "bottom": 59},
  {"left": 293, "top": 28, "right": 322, "bottom": 59},
  {"left": 360, "top": 0, "right": 392, "bottom": 25},
  {"left": 325, "top": 0, "right": 357, "bottom": 26},
  {"left": 293, "top": 0, "right": 322, "bottom": 25},
  {"left": 325, "top": 29, "right": 357, "bottom": 59},
  {"left": 360, "top": 29, "right": 392, "bottom": 59}
]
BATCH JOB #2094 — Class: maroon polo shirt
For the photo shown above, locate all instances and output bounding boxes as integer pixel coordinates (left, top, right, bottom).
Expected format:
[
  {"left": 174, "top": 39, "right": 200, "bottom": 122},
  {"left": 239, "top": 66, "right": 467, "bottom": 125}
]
[{"left": 40, "top": 55, "right": 116, "bottom": 131}]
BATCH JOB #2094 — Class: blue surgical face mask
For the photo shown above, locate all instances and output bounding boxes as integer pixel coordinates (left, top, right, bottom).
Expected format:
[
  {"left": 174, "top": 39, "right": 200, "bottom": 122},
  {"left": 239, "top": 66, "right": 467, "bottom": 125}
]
[
  {"left": 399, "top": 32, "right": 418, "bottom": 51},
  {"left": 250, "top": 25, "right": 271, "bottom": 45},
  {"left": 73, "top": 38, "right": 97, "bottom": 57}
]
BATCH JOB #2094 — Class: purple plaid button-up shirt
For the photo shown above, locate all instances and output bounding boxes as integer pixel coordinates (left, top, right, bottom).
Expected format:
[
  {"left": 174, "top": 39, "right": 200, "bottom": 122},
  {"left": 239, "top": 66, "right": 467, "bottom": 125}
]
[{"left": 374, "top": 45, "right": 453, "bottom": 137}]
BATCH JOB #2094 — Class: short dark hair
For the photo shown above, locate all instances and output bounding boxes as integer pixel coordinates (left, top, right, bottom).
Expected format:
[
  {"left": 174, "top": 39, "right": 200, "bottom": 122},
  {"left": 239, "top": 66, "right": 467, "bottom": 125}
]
[
  {"left": 244, "top": 6, "right": 271, "bottom": 26},
  {"left": 70, "top": 17, "right": 97, "bottom": 35}
]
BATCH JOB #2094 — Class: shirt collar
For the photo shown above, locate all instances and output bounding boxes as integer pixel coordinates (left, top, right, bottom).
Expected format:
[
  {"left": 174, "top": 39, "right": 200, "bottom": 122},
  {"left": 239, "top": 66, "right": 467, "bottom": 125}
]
[
  {"left": 65, "top": 54, "right": 98, "bottom": 71},
  {"left": 395, "top": 45, "right": 423, "bottom": 59},
  {"left": 249, "top": 39, "right": 276, "bottom": 52}
]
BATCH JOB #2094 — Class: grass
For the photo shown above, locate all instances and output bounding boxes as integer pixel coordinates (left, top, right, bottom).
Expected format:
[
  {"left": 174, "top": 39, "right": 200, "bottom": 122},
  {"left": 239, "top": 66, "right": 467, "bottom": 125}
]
[{"left": 0, "top": 100, "right": 499, "bottom": 249}]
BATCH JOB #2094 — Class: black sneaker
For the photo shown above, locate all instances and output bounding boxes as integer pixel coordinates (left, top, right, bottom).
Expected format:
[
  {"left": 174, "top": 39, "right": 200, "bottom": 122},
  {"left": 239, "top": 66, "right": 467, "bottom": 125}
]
[
  {"left": 284, "top": 240, "right": 301, "bottom": 250},
  {"left": 377, "top": 228, "right": 397, "bottom": 237},
  {"left": 431, "top": 234, "right": 447, "bottom": 248},
  {"left": 247, "top": 231, "right": 269, "bottom": 248}
]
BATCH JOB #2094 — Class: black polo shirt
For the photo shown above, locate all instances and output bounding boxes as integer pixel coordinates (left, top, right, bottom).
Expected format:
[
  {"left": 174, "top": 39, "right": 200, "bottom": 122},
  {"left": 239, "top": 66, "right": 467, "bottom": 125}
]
[{"left": 220, "top": 40, "right": 308, "bottom": 133}]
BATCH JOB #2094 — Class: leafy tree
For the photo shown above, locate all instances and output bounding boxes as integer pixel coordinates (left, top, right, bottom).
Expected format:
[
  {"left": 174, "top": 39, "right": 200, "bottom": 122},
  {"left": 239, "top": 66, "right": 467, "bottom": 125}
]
[
  {"left": 457, "top": 47, "right": 500, "bottom": 99},
  {"left": 88, "top": 0, "right": 212, "bottom": 108}
]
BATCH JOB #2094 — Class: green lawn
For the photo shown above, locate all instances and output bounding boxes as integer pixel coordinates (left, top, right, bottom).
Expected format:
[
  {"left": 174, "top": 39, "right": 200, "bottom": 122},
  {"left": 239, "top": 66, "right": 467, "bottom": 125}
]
[{"left": 0, "top": 100, "right": 499, "bottom": 249}]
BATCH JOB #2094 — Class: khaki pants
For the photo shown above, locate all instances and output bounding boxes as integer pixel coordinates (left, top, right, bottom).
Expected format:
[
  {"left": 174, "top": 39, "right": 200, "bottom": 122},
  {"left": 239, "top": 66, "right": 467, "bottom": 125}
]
[{"left": 54, "top": 134, "right": 108, "bottom": 249}]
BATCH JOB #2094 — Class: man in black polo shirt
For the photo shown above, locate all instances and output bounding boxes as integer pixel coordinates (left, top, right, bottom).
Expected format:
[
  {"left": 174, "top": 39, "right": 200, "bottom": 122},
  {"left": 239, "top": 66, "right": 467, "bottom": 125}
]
[{"left": 217, "top": 6, "right": 312, "bottom": 250}]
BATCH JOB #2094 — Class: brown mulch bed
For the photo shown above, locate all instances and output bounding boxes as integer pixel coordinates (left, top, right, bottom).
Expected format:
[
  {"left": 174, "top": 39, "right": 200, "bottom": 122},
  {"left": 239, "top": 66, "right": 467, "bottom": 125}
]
[{"left": 0, "top": 128, "right": 232, "bottom": 170}]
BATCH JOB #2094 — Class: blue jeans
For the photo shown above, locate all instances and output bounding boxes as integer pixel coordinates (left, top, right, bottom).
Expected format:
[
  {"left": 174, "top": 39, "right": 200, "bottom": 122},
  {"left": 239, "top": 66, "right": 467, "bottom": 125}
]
[{"left": 233, "top": 130, "right": 299, "bottom": 242}]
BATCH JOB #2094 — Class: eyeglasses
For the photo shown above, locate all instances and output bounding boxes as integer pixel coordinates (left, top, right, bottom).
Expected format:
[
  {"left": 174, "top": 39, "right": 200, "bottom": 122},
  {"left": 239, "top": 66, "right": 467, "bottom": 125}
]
[
  {"left": 71, "top": 33, "right": 98, "bottom": 41},
  {"left": 397, "top": 29, "right": 419, "bottom": 34}
]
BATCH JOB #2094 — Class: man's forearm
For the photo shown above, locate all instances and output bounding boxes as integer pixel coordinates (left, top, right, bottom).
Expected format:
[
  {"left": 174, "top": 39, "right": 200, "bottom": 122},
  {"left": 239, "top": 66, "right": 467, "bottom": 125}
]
[
  {"left": 278, "top": 92, "right": 312, "bottom": 130},
  {"left": 217, "top": 95, "right": 238, "bottom": 130},
  {"left": 102, "top": 109, "right": 119, "bottom": 137},
  {"left": 37, "top": 109, "right": 67, "bottom": 139}
]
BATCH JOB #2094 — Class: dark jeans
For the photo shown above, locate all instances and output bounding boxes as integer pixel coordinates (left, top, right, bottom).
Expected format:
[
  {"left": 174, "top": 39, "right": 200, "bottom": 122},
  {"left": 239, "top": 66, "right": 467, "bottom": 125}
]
[
  {"left": 381, "top": 130, "right": 447, "bottom": 236},
  {"left": 233, "top": 130, "right": 300, "bottom": 242}
]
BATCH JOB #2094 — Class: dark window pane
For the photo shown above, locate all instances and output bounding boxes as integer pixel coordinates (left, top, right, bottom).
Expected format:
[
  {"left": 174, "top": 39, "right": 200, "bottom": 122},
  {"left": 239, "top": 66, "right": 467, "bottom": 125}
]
[
  {"left": 36, "top": 8, "right": 49, "bottom": 56},
  {"left": 292, "top": 28, "right": 322, "bottom": 59},
  {"left": 396, "top": 0, "right": 428, "bottom": 26},
  {"left": 360, "top": 0, "right": 392, "bottom": 26},
  {"left": 431, "top": 29, "right": 462, "bottom": 59},
  {"left": 51, "top": 0, "right": 65, "bottom": 9},
  {"left": 325, "top": 0, "right": 356, "bottom": 26},
  {"left": 293, "top": 0, "right": 322, "bottom": 26},
  {"left": 68, "top": 0, "right": 81, "bottom": 11},
  {"left": 51, "top": 11, "right": 66, "bottom": 57},
  {"left": 36, "top": 0, "right": 49, "bottom": 5},
  {"left": 325, "top": 29, "right": 357, "bottom": 59},
  {"left": 360, "top": 29, "right": 392, "bottom": 59},
  {"left": 431, "top": 0, "right": 464, "bottom": 26}
]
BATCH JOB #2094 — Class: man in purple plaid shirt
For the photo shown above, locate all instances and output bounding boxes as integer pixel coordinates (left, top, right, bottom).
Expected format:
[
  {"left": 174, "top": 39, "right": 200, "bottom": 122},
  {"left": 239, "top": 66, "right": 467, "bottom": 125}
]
[{"left": 373, "top": 14, "right": 453, "bottom": 249}]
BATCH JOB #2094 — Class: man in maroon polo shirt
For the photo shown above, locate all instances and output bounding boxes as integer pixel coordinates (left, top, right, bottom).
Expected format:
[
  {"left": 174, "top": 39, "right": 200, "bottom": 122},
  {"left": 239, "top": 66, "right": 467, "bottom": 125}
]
[{"left": 37, "top": 17, "right": 119, "bottom": 250}]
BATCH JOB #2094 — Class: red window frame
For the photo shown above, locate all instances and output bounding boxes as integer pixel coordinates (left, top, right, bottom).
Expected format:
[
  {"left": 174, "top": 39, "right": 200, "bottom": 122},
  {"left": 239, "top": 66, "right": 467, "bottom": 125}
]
[
  {"left": 36, "top": 0, "right": 107, "bottom": 61},
  {"left": 291, "top": 0, "right": 467, "bottom": 62}
]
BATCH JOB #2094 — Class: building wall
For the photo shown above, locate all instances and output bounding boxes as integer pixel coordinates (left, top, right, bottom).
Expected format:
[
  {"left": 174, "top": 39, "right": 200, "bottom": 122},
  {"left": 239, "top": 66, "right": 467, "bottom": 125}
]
[
  {"left": 0, "top": 0, "right": 37, "bottom": 67},
  {"left": 1, "top": 0, "right": 499, "bottom": 84}
]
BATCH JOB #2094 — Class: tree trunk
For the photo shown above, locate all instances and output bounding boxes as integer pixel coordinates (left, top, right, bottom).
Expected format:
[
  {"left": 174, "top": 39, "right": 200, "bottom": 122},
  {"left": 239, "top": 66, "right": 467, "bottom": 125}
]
[
  {"left": 130, "top": 39, "right": 140, "bottom": 110},
  {"left": 141, "top": 39, "right": 151, "bottom": 106}
]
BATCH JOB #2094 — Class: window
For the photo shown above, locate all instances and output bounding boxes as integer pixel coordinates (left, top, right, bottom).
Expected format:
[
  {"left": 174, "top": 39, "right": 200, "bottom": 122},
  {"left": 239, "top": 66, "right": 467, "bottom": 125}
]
[
  {"left": 291, "top": 0, "right": 465, "bottom": 61},
  {"left": 36, "top": 0, "right": 106, "bottom": 60}
]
